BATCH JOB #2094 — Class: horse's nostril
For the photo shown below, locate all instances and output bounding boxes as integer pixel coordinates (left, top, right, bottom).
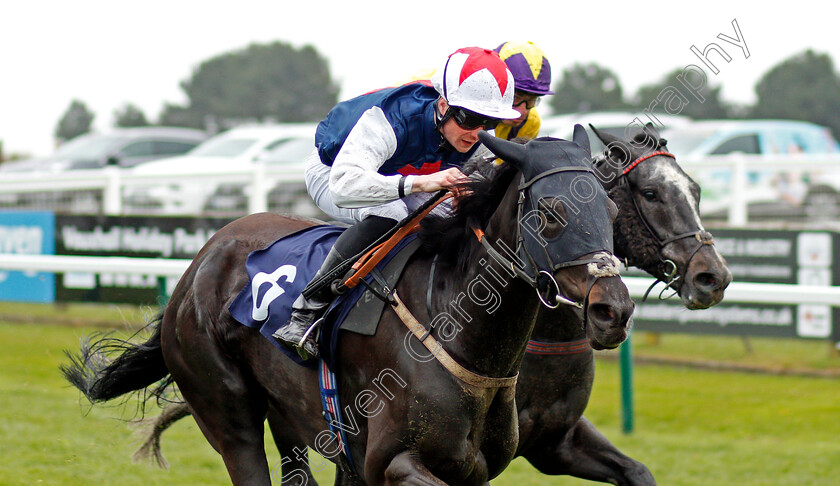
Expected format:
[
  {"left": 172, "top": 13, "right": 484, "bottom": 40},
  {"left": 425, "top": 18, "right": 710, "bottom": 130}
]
[
  {"left": 695, "top": 272, "right": 719, "bottom": 290},
  {"left": 589, "top": 303, "right": 616, "bottom": 325}
]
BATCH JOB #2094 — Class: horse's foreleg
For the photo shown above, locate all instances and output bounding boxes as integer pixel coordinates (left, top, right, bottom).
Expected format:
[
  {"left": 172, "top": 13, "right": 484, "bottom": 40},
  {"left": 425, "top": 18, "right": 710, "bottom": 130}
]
[
  {"left": 525, "top": 416, "right": 656, "bottom": 486},
  {"left": 382, "top": 452, "right": 448, "bottom": 486}
]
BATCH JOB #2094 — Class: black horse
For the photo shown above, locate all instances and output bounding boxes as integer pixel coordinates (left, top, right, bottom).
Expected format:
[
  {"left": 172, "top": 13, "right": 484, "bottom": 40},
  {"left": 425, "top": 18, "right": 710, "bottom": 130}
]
[
  {"left": 63, "top": 127, "right": 634, "bottom": 486},
  {"left": 131, "top": 123, "right": 733, "bottom": 485},
  {"left": 509, "top": 124, "right": 731, "bottom": 485}
]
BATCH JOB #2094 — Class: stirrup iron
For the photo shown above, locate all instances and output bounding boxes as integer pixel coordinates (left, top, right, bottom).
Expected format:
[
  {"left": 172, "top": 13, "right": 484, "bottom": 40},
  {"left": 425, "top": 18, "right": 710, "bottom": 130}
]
[{"left": 297, "top": 317, "right": 324, "bottom": 348}]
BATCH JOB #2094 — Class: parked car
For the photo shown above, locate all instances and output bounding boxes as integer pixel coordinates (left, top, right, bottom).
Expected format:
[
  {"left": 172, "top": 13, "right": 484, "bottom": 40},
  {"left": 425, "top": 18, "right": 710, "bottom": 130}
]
[
  {"left": 204, "top": 131, "right": 325, "bottom": 218},
  {"left": 660, "top": 119, "right": 840, "bottom": 220},
  {"left": 0, "top": 127, "right": 207, "bottom": 213},
  {"left": 662, "top": 119, "right": 840, "bottom": 159},
  {"left": 123, "top": 123, "right": 316, "bottom": 215},
  {"left": 540, "top": 111, "right": 693, "bottom": 155},
  {"left": 0, "top": 126, "right": 208, "bottom": 173}
]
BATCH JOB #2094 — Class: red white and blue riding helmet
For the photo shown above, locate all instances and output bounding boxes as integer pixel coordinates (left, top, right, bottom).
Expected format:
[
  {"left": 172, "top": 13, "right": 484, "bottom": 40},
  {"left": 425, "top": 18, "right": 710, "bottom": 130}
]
[
  {"left": 494, "top": 41, "right": 554, "bottom": 96},
  {"left": 431, "top": 47, "right": 521, "bottom": 120}
]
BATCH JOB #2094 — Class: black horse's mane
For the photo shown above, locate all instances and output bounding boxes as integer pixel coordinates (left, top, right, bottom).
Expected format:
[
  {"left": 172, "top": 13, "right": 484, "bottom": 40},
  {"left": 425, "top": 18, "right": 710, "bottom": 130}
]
[{"left": 418, "top": 157, "right": 517, "bottom": 270}]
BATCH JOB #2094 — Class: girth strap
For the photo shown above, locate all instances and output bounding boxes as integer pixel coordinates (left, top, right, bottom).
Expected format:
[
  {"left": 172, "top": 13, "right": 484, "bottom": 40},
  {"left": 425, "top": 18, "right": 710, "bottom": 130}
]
[
  {"left": 391, "top": 291, "right": 519, "bottom": 389},
  {"left": 318, "top": 359, "right": 357, "bottom": 471},
  {"left": 526, "top": 338, "right": 591, "bottom": 355}
]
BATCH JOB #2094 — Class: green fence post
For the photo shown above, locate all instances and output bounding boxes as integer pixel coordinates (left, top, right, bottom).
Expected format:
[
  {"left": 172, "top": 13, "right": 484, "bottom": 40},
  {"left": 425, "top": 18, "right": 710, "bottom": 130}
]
[
  {"left": 157, "top": 276, "right": 170, "bottom": 306},
  {"left": 620, "top": 333, "right": 634, "bottom": 434}
]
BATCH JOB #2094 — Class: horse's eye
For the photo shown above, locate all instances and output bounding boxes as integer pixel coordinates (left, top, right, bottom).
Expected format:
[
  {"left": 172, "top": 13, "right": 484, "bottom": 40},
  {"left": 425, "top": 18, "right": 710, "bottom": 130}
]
[
  {"left": 540, "top": 199, "right": 566, "bottom": 225},
  {"left": 538, "top": 198, "right": 567, "bottom": 238},
  {"left": 642, "top": 190, "right": 658, "bottom": 202}
]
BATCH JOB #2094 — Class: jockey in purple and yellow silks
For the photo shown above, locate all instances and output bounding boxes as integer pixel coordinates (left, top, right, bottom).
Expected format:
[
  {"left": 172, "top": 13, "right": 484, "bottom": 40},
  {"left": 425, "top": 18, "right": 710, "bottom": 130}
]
[
  {"left": 274, "top": 47, "right": 521, "bottom": 359},
  {"left": 493, "top": 41, "right": 554, "bottom": 142}
]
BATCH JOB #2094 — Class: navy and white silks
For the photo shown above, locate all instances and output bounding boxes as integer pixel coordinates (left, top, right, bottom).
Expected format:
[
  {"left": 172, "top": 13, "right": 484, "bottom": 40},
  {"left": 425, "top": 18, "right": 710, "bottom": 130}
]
[{"left": 305, "top": 83, "right": 487, "bottom": 224}]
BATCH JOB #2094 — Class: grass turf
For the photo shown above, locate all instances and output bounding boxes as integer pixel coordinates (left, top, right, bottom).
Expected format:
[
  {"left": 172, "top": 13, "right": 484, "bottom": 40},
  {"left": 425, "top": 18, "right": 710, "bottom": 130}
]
[{"left": 0, "top": 320, "right": 838, "bottom": 485}]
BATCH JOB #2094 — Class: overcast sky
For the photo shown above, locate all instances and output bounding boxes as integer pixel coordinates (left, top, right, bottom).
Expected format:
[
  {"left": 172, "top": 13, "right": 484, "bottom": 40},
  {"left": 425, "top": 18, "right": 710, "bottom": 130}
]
[{"left": 2, "top": 0, "right": 836, "bottom": 157}]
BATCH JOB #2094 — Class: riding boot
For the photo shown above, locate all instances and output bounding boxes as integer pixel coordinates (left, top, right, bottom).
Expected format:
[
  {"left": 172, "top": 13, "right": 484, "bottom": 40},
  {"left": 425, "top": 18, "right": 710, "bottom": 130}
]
[
  {"left": 273, "top": 246, "right": 344, "bottom": 359},
  {"left": 274, "top": 216, "right": 396, "bottom": 360}
]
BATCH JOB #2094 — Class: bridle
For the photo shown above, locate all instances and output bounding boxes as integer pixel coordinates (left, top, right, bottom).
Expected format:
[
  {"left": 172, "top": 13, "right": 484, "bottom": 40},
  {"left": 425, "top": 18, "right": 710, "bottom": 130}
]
[
  {"left": 611, "top": 149, "right": 716, "bottom": 300},
  {"left": 471, "top": 165, "right": 621, "bottom": 314},
  {"left": 423, "top": 160, "right": 622, "bottom": 359}
]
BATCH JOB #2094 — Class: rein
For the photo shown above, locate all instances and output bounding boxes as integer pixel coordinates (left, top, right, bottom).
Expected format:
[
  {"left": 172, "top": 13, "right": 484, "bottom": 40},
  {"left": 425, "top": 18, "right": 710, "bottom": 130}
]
[
  {"left": 342, "top": 193, "right": 453, "bottom": 290},
  {"left": 471, "top": 227, "right": 608, "bottom": 310},
  {"left": 617, "top": 150, "right": 716, "bottom": 300}
]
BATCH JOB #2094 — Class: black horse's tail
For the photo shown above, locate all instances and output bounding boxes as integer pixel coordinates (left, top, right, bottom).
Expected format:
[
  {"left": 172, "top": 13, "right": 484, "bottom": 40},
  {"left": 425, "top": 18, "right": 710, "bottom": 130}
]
[
  {"left": 131, "top": 401, "right": 192, "bottom": 469},
  {"left": 61, "top": 315, "right": 172, "bottom": 405}
]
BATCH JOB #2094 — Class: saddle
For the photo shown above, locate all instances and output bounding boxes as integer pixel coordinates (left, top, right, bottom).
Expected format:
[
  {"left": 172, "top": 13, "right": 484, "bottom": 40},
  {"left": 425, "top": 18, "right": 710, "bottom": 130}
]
[{"left": 228, "top": 225, "right": 422, "bottom": 369}]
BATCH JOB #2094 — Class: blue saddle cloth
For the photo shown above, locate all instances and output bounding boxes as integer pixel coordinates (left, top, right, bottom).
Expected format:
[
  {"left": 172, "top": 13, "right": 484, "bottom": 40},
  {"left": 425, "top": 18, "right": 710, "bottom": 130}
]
[{"left": 228, "top": 224, "right": 417, "bottom": 369}]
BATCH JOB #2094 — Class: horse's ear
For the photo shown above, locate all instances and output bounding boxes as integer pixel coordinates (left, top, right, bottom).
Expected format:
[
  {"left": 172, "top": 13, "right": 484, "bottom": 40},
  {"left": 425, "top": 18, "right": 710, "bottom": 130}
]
[
  {"left": 478, "top": 131, "right": 526, "bottom": 167},
  {"left": 591, "top": 124, "right": 632, "bottom": 163},
  {"left": 642, "top": 122, "right": 664, "bottom": 146},
  {"left": 572, "top": 124, "right": 590, "bottom": 155},
  {"left": 589, "top": 123, "right": 622, "bottom": 147},
  {"left": 642, "top": 122, "right": 668, "bottom": 148}
]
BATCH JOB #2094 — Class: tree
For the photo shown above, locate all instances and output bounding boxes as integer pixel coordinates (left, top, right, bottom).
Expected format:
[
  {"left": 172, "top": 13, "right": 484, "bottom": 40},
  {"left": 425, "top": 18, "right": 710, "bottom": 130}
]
[
  {"left": 55, "top": 99, "right": 95, "bottom": 142},
  {"left": 159, "top": 41, "right": 340, "bottom": 130},
  {"left": 113, "top": 103, "right": 150, "bottom": 127},
  {"left": 750, "top": 49, "right": 840, "bottom": 137},
  {"left": 630, "top": 67, "right": 730, "bottom": 119},
  {"left": 549, "top": 63, "right": 627, "bottom": 114}
]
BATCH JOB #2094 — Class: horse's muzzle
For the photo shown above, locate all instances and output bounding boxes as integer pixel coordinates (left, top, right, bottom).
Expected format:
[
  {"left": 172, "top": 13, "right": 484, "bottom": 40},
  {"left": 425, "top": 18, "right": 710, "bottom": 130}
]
[{"left": 585, "top": 277, "right": 634, "bottom": 350}]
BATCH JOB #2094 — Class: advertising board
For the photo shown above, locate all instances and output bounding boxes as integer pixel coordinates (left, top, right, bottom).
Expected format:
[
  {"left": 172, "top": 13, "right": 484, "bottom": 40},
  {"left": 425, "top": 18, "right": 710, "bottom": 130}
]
[
  {"left": 631, "top": 228, "right": 837, "bottom": 339},
  {"left": 55, "top": 215, "right": 233, "bottom": 304},
  {"left": 0, "top": 212, "right": 55, "bottom": 302}
]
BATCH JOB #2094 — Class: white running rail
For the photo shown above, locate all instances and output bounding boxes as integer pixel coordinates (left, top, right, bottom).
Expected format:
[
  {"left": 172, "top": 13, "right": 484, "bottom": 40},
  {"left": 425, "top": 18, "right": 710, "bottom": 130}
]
[{"left": 2, "top": 253, "right": 840, "bottom": 306}]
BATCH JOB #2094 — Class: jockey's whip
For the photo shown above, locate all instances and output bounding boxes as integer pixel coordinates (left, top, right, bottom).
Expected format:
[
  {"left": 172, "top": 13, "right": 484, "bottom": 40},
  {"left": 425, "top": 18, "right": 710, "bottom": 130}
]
[{"left": 300, "top": 188, "right": 449, "bottom": 299}]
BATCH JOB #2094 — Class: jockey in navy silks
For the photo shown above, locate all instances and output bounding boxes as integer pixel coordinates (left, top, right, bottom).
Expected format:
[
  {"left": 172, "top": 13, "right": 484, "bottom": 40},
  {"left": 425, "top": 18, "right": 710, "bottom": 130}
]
[{"left": 274, "top": 47, "right": 521, "bottom": 358}]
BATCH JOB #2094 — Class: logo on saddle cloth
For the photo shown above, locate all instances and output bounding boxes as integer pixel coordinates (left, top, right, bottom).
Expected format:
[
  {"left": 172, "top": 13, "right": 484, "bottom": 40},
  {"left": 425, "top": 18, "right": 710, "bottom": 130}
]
[
  {"left": 250, "top": 264, "right": 297, "bottom": 321},
  {"left": 229, "top": 225, "right": 345, "bottom": 334}
]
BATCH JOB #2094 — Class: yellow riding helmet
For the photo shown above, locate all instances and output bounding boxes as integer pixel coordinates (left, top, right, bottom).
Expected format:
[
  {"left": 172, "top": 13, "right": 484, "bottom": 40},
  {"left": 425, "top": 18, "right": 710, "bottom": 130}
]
[{"left": 494, "top": 41, "right": 554, "bottom": 95}]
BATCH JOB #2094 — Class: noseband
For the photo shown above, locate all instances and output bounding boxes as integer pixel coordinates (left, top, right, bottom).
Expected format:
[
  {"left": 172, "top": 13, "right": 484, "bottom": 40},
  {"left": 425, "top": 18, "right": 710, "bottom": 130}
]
[{"left": 616, "top": 150, "right": 716, "bottom": 300}]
